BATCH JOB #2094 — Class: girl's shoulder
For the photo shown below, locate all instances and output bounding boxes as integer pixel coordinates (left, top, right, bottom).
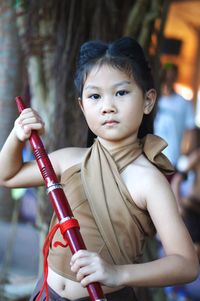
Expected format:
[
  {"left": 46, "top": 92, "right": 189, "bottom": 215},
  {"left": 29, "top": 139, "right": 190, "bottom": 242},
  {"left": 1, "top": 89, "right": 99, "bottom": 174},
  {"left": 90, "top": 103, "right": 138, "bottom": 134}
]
[
  {"left": 50, "top": 146, "right": 89, "bottom": 176},
  {"left": 122, "top": 154, "right": 170, "bottom": 209},
  {"left": 129, "top": 153, "right": 165, "bottom": 177},
  {"left": 135, "top": 154, "right": 171, "bottom": 191}
]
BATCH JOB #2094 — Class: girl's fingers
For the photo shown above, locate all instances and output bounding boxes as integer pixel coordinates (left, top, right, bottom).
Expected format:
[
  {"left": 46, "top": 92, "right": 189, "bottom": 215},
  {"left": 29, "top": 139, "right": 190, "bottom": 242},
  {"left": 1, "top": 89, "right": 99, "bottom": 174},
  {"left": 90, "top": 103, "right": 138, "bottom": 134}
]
[
  {"left": 80, "top": 273, "right": 99, "bottom": 287},
  {"left": 70, "top": 251, "right": 98, "bottom": 271},
  {"left": 19, "top": 108, "right": 43, "bottom": 122},
  {"left": 20, "top": 117, "right": 43, "bottom": 125},
  {"left": 76, "top": 265, "right": 96, "bottom": 282},
  {"left": 23, "top": 123, "right": 44, "bottom": 133},
  {"left": 20, "top": 114, "right": 44, "bottom": 126},
  {"left": 71, "top": 250, "right": 95, "bottom": 265},
  {"left": 71, "top": 255, "right": 95, "bottom": 273},
  {"left": 15, "top": 108, "right": 45, "bottom": 141},
  {"left": 70, "top": 250, "right": 110, "bottom": 286},
  {"left": 70, "top": 250, "right": 120, "bottom": 287}
]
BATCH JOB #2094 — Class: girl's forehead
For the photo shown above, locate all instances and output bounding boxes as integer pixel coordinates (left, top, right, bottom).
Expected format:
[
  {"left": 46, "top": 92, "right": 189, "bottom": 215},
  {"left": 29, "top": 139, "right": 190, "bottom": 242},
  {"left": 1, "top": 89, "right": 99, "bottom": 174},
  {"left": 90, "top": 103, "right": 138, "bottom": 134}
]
[
  {"left": 83, "top": 67, "right": 139, "bottom": 93},
  {"left": 85, "top": 64, "right": 133, "bottom": 83}
]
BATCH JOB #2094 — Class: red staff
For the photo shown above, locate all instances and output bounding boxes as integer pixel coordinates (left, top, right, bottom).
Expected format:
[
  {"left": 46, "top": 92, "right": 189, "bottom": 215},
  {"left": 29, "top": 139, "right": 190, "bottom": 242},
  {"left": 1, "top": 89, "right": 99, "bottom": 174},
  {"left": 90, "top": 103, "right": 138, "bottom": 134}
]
[{"left": 15, "top": 96, "right": 107, "bottom": 301}]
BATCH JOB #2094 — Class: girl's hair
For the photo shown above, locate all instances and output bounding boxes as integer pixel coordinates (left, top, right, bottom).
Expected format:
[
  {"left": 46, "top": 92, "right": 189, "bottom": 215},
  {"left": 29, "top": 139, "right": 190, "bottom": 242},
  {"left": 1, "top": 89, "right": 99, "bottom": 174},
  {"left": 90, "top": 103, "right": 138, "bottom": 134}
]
[{"left": 74, "top": 37, "right": 154, "bottom": 98}]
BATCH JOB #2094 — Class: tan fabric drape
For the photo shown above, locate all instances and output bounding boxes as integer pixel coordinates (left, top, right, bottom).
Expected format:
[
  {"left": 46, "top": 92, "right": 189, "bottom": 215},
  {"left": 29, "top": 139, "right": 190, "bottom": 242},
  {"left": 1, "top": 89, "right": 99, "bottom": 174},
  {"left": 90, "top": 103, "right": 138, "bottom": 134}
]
[
  {"left": 81, "top": 134, "right": 174, "bottom": 264},
  {"left": 48, "top": 134, "right": 174, "bottom": 278}
]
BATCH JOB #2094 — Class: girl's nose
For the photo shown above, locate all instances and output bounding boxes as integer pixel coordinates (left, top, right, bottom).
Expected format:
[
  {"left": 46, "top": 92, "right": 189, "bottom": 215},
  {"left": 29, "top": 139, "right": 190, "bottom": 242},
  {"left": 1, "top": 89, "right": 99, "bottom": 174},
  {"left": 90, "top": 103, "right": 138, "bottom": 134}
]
[{"left": 101, "top": 98, "right": 117, "bottom": 114}]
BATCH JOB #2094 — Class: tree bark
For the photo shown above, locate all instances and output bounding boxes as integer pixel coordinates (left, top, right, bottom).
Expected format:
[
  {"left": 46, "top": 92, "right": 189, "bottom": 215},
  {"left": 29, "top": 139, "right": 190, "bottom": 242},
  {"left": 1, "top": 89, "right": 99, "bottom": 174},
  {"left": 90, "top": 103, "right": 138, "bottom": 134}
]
[{"left": 0, "top": 1, "right": 23, "bottom": 220}]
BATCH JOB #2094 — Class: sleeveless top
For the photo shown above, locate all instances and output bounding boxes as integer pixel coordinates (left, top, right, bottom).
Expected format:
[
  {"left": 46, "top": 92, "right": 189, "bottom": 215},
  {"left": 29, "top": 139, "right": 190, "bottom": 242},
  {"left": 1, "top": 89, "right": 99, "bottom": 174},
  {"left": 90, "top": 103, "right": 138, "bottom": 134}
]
[{"left": 48, "top": 134, "right": 174, "bottom": 280}]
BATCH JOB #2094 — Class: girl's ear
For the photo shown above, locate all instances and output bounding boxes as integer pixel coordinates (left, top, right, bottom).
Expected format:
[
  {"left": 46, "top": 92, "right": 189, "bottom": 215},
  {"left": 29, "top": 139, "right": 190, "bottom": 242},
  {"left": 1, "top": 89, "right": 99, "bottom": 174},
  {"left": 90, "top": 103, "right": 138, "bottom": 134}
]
[
  {"left": 143, "top": 89, "right": 157, "bottom": 115},
  {"left": 78, "top": 97, "right": 85, "bottom": 114}
]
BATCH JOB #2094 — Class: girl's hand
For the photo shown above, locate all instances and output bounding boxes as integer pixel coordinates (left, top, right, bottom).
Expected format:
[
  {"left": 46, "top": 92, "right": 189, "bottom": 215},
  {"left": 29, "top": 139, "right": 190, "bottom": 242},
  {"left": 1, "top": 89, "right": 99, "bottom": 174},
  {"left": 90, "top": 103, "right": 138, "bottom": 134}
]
[
  {"left": 14, "top": 108, "right": 45, "bottom": 142},
  {"left": 70, "top": 250, "right": 120, "bottom": 288}
]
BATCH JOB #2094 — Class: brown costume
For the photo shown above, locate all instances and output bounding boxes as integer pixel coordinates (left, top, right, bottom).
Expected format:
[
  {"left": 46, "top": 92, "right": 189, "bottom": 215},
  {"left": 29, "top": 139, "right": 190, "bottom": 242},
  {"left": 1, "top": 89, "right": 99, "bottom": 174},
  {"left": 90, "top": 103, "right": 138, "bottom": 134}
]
[{"left": 48, "top": 134, "right": 174, "bottom": 280}]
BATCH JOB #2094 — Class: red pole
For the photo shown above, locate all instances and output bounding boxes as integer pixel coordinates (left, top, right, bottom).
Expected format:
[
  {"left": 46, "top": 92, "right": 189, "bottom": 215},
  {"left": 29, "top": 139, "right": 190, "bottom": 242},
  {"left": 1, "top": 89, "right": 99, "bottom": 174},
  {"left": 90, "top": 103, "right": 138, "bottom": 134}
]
[{"left": 15, "top": 96, "right": 107, "bottom": 301}]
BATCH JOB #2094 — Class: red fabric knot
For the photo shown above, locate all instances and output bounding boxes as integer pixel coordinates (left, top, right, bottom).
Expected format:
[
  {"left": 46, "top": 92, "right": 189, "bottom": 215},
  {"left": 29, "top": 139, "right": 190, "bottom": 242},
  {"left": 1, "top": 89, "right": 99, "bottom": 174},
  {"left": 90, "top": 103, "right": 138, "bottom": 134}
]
[
  {"left": 35, "top": 217, "right": 80, "bottom": 301},
  {"left": 53, "top": 218, "right": 80, "bottom": 248}
]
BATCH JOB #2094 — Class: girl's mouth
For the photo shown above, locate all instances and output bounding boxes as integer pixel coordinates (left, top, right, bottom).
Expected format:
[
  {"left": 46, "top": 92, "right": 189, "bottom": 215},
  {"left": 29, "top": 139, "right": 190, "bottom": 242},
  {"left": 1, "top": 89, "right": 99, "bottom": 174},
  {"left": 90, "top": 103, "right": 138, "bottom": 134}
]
[{"left": 103, "top": 120, "right": 119, "bottom": 126}]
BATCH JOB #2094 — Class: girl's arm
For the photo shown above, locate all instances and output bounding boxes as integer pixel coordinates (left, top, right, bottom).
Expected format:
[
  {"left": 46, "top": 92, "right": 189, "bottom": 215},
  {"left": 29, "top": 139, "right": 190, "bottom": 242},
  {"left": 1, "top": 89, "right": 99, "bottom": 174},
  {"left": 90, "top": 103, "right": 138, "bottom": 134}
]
[
  {"left": 0, "top": 108, "right": 58, "bottom": 188},
  {"left": 70, "top": 170, "right": 199, "bottom": 288},
  {"left": 170, "top": 172, "right": 185, "bottom": 213},
  {"left": 119, "top": 172, "right": 199, "bottom": 287}
]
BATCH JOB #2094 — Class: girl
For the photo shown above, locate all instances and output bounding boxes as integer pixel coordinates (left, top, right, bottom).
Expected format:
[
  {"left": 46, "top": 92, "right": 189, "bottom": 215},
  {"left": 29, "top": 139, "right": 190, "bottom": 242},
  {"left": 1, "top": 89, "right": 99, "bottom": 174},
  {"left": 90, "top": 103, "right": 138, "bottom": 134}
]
[{"left": 0, "top": 37, "right": 198, "bottom": 301}]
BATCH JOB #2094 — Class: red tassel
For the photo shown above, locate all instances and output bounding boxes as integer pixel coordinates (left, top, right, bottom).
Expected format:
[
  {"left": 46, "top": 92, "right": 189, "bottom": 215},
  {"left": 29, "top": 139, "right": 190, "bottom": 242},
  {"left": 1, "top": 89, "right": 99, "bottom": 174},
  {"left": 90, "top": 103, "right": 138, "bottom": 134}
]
[{"left": 35, "top": 218, "right": 80, "bottom": 301}]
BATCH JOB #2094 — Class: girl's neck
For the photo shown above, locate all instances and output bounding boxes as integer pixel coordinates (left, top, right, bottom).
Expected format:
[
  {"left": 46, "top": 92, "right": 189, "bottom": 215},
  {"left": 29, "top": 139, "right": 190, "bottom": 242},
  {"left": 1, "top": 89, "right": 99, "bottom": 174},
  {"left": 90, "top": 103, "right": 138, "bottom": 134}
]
[{"left": 97, "top": 134, "right": 139, "bottom": 151}]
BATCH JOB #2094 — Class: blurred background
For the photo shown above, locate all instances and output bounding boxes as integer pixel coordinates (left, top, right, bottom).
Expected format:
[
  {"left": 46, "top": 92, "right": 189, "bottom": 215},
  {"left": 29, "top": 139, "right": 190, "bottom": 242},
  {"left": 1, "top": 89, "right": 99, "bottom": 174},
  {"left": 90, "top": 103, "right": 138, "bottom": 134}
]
[{"left": 0, "top": 0, "right": 200, "bottom": 300}]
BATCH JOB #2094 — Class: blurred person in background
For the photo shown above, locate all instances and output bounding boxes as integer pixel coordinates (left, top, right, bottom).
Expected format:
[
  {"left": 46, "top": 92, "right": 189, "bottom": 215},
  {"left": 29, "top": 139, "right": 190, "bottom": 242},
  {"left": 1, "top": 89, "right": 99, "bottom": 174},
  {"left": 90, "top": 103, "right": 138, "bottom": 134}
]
[
  {"left": 154, "top": 63, "right": 198, "bottom": 300},
  {"left": 171, "top": 127, "right": 200, "bottom": 301},
  {"left": 154, "top": 63, "right": 195, "bottom": 169}
]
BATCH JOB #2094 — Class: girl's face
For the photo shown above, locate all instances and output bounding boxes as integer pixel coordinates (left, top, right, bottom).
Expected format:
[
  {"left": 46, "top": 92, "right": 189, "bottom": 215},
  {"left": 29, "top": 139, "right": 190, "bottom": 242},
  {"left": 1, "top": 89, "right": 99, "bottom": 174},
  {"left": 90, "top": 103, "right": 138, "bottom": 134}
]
[{"left": 80, "top": 64, "right": 156, "bottom": 148}]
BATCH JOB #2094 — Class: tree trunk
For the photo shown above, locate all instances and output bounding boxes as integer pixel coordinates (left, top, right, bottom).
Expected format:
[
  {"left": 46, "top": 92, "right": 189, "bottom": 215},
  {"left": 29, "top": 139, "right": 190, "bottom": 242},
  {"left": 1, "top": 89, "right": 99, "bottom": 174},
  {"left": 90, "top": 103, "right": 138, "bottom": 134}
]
[
  {"left": 0, "top": 1, "right": 23, "bottom": 220},
  {"left": 16, "top": 0, "right": 162, "bottom": 150}
]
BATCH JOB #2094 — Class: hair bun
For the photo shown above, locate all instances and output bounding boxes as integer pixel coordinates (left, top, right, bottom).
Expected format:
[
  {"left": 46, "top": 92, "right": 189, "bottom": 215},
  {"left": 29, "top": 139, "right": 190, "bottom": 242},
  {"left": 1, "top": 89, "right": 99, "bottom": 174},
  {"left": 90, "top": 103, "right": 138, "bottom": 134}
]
[
  {"left": 109, "top": 37, "right": 146, "bottom": 63},
  {"left": 74, "top": 36, "right": 154, "bottom": 98},
  {"left": 78, "top": 41, "right": 108, "bottom": 67}
]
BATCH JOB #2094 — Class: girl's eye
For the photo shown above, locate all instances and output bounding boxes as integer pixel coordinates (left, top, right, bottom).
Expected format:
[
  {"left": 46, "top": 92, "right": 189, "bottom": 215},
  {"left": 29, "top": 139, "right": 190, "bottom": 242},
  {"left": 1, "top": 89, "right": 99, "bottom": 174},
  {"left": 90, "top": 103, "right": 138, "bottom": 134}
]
[
  {"left": 89, "top": 94, "right": 101, "bottom": 100},
  {"left": 116, "top": 90, "right": 128, "bottom": 96}
]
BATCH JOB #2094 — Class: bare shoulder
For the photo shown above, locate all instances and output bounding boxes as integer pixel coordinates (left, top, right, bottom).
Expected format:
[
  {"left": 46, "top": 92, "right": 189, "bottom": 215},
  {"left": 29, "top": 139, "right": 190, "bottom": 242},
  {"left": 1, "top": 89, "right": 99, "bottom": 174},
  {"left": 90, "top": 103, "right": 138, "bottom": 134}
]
[
  {"left": 138, "top": 155, "right": 171, "bottom": 192},
  {"left": 49, "top": 146, "right": 89, "bottom": 176},
  {"left": 122, "top": 154, "right": 173, "bottom": 209}
]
